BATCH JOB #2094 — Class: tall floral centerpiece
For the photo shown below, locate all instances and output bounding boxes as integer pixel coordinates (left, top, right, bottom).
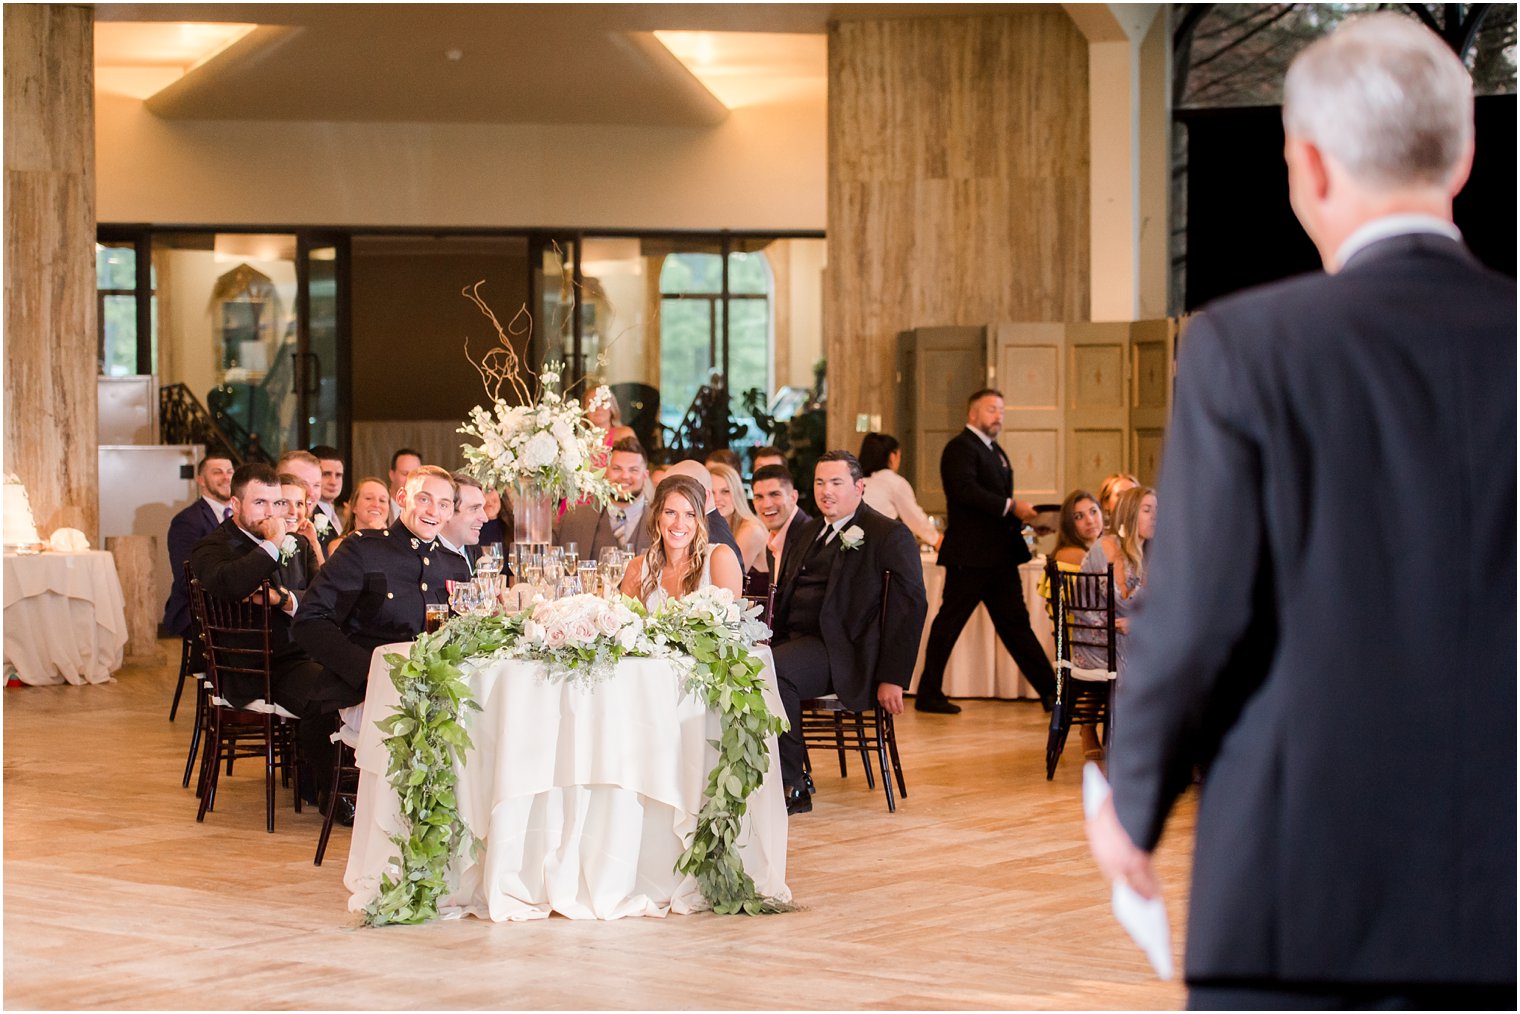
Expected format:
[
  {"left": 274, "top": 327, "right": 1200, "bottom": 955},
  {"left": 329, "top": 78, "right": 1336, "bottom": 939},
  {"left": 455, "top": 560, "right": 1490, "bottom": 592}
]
[{"left": 455, "top": 283, "right": 619, "bottom": 543}]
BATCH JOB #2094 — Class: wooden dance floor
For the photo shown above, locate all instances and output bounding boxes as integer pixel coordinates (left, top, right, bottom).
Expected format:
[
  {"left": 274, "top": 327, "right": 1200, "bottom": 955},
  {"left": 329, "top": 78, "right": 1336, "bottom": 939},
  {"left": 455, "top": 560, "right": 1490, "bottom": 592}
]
[{"left": 4, "top": 641, "right": 1195, "bottom": 1010}]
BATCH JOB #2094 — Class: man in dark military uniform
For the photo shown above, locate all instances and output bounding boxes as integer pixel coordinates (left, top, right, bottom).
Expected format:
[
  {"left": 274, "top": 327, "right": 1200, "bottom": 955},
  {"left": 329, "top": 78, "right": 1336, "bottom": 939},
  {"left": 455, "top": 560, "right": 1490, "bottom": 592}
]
[{"left": 293, "top": 464, "right": 469, "bottom": 818}]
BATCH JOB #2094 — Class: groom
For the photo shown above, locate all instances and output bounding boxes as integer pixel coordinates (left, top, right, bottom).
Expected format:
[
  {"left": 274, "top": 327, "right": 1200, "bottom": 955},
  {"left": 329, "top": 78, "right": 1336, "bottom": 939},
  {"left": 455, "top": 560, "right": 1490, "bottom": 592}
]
[{"left": 770, "top": 450, "right": 927, "bottom": 815}]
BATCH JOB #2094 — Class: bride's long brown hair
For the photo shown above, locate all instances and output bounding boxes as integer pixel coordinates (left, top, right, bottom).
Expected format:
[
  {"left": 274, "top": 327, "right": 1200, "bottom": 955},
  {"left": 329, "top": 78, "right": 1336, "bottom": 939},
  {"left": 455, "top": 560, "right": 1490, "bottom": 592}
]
[{"left": 638, "top": 475, "right": 711, "bottom": 602}]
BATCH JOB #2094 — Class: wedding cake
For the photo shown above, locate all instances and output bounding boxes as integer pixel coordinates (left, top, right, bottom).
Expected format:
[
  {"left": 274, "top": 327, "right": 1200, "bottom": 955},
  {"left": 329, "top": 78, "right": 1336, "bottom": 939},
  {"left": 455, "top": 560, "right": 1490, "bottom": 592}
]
[{"left": 3, "top": 474, "right": 42, "bottom": 549}]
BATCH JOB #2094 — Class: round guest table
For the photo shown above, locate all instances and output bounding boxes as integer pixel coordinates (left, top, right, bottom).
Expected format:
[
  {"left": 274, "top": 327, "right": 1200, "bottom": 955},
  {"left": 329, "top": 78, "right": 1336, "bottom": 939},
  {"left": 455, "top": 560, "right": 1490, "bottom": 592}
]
[
  {"left": 345, "top": 642, "right": 791, "bottom": 921},
  {"left": 3, "top": 550, "right": 128, "bottom": 686},
  {"left": 909, "top": 552, "right": 1055, "bottom": 700}
]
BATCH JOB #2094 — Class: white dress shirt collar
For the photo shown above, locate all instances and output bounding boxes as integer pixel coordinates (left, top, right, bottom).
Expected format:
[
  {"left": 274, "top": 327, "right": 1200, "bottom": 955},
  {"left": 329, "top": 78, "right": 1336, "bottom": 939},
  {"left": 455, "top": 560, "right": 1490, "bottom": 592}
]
[
  {"left": 204, "top": 494, "right": 233, "bottom": 520},
  {"left": 1334, "top": 214, "right": 1461, "bottom": 272},
  {"left": 965, "top": 425, "right": 995, "bottom": 450}
]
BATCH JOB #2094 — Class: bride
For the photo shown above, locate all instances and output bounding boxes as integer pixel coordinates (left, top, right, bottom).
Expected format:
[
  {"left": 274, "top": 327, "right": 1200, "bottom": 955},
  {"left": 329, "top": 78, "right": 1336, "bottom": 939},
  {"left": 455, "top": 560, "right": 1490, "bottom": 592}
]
[{"left": 620, "top": 474, "right": 742, "bottom": 607}]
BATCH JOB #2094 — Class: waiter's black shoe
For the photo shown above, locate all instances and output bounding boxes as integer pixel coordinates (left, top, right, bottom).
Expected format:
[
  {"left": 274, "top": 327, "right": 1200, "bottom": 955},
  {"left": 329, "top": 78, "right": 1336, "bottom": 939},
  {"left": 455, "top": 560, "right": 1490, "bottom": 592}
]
[
  {"left": 914, "top": 696, "right": 962, "bottom": 714},
  {"left": 785, "top": 784, "right": 813, "bottom": 816}
]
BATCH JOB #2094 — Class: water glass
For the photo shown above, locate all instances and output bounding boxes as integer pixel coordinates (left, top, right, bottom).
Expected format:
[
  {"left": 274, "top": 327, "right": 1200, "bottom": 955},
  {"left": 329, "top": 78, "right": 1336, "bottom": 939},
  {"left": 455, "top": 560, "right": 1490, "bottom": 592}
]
[{"left": 449, "top": 580, "right": 478, "bottom": 616}]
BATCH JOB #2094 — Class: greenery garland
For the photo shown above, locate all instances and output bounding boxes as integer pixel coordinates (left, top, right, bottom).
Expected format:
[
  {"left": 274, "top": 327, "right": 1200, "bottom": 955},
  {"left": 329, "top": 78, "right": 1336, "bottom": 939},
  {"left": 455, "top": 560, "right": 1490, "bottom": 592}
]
[{"left": 362, "top": 591, "right": 792, "bottom": 927}]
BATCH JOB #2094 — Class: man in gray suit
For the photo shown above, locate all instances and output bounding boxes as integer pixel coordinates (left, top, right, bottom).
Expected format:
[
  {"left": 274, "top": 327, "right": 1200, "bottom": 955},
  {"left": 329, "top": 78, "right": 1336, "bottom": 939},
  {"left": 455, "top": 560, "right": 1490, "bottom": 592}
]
[
  {"left": 1087, "top": 15, "right": 1515, "bottom": 1008},
  {"left": 556, "top": 437, "right": 653, "bottom": 557}
]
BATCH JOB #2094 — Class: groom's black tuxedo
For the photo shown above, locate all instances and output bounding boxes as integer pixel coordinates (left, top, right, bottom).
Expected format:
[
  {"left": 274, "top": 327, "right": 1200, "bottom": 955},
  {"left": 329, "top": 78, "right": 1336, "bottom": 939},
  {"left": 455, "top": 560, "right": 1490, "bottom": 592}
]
[{"left": 771, "top": 500, "right": 927, "bottom": 788}]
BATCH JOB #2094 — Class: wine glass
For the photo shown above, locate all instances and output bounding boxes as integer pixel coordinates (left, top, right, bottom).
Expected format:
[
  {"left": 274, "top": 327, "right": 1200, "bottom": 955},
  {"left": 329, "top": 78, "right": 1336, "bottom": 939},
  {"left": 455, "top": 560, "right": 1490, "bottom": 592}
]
[{"left": 449, "top": 580, "right": 478, "bottom": 617}]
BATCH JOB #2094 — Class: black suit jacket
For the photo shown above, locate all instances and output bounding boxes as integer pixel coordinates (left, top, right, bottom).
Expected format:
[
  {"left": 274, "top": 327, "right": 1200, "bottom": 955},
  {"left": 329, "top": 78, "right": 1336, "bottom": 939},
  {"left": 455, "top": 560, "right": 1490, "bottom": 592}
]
[
  {"left": 163, "top": 498, "right": 223, "bottom": 635},
  {"left": 188, "top": 520, "right": 306, "bottom": 705},
  {"left": 1110, "top": 234, "right": 1516, "bottom": 985},
  {"left": 765, "top": 506, "right": 814, "bottom": 576},
  {"left": 774, "top": 501, "right": 928, "bottom": 711},
  {"left": 936, "top": 427, "right": 1028, "bottom": 568},
  {"left": 293, "top": 522, "right": 469, "bottom": 692}
]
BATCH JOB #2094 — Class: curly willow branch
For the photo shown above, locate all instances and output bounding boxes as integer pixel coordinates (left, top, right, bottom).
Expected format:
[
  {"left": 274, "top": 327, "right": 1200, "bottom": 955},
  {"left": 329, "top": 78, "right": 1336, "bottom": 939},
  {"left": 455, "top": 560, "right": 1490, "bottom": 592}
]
[{"left": 462, "top": 281, "right": 536, "bottom": 405}]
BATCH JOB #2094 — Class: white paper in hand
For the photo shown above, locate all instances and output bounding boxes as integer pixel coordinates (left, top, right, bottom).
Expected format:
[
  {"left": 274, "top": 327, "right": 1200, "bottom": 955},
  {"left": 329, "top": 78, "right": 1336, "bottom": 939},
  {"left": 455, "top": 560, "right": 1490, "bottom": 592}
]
[{"left": 1083, "top": 762, "right": 1175, "bottom": 981}]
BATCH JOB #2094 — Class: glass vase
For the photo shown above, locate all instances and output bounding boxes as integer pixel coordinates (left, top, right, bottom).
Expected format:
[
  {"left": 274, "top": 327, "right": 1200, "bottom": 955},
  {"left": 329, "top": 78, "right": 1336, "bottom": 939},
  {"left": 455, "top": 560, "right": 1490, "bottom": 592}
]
[{"left": 513, "top": 478, "right": 555, "bottom": 546}]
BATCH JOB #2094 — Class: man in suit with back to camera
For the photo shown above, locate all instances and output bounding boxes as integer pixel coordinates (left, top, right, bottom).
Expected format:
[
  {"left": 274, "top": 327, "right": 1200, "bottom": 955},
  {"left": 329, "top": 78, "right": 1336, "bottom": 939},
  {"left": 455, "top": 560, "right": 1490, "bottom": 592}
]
[
  {"left": 1087, "top": 15, "right": 1515, "bottom": 1009},
  {"left": 163, "top": 454, "right": 236, "bottom": 640},
  {"left": 770, "top": 451, "right": 927, "bottom": 815},
  {"left": 556, "top": 437, "right": 653, "bottom": 557},
  {"left": 293, "top": 464, "right": 470, "bottom": 808},
  {"left": 913, "top": 389, "right": 1056, "bottom": 714}
]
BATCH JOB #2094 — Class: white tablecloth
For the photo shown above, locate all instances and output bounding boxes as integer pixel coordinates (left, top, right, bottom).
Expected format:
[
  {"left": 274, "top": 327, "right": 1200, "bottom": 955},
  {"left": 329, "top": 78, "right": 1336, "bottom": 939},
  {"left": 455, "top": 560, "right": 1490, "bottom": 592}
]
[
  {"left": 345, "top": 643, "right": 790, "bottom": 921},
  {"left": 3, "top": 551, "right": 128, "bottom": 686},
  {"left": 909, "top": 554, "right": 1054, "bottom": 700}
]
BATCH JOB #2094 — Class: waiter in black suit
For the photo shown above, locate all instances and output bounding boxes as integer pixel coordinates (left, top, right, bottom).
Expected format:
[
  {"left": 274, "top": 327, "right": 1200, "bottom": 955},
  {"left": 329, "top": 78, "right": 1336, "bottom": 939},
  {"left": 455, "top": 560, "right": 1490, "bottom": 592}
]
[
  {"left": 914, "top": 389, "right": 1056, "bottom": 713},
  {"left": 1087, "top": 16, "right": 1515, "bottom": 1009},
  {"left": 771, "top": 451, "right": 927, "bottom": 815}
]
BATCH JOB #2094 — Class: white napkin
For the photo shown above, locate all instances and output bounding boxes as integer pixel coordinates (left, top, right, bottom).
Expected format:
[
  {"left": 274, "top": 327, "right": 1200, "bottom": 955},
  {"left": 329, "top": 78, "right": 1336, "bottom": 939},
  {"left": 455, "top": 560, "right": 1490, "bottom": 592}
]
[
  {"left": 47, "top": 527, "right": 90, "bottom": 552},
  {"left": 1083, "top": 762, "right": 1175, "bottom": 980}
]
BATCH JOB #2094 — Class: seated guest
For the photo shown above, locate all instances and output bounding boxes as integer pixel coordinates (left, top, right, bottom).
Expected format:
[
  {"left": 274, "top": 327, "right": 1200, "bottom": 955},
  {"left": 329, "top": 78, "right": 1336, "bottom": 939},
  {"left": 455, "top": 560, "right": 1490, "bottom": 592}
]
[
  {"left": 309, "top": 444, "right": 346, "bottom": 537},
  {"left": 387, "top": 448, "right": 422, "bottom": 523},
  {"left": 190, "top": 463, "right": 344, "bottom": 811},
  {"left": 163, "top": 454, "right": 236, "bottom": 640},
  {"left": 293, "top": 466, "right": 469, "bottom": 789},
  {"left": 329, "top": 477, "right": 389, "bottom": 555},
  {"left": 478, "top": 486, "right": 508, "bottom": 549},
  {"left": 665, "top": 459, "right": 744, "bottom": 565},
  {"left": 276, "top": 450, "right": 331, "bottom": 553},
  {"left": 557, "top": 437, "right": 652, "bottom": 557},
  {"left": 707, "top": 462, "right": 768, "bottom": 575},
  {"left": 1051, "top": 489, "right": 1105, "bottom": 567},
  {"left": 585, "top": 387, "right": 636, "bottom": 462},
  {"left": 276, "top": 472, "right": 325, "bottom": 578},
  {"left": 1073, "top": 485, "right": 1156, "bottom": 681},
  {"left": 1041, "top": 487, "right": 1105, "bottom": 757},
  {"left": 858, "top": 432, "right": 940, "bottom": 549},
  {"left": 620, "top": 475, "right": 742, "bottom": 606},
  {"left": 1097, "top": 472, "right": 1139, "bottom": 531},
  {"left": 438, "top": 473, "right": 488, "bottom": 575},
  {"left": 751, "top": 445, "right": 787, "bottom": 478},
  {"left": 771, "top": 451, "right": 927, "bottom": 815},
  {"left": 704, "top": 448, "right": 742, "bottom": 471},
  {"left": 751, "top": 464, "right": 811, "bottom": 583}
]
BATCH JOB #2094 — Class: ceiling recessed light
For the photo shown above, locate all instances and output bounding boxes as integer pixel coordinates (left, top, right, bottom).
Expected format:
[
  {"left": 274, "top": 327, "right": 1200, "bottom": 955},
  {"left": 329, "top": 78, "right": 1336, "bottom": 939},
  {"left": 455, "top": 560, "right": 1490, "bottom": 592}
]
[{"left": 445, "top": 49, "right": 464, "bottom": 62}]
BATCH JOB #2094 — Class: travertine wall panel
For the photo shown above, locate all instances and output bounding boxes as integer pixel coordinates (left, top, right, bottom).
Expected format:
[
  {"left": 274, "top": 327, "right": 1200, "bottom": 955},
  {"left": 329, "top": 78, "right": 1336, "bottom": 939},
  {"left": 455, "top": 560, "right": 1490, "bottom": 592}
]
[
  {"left": 826, "top": 12, "right": 1090, "bottom": 450},
  {"left": 4, "top": 4, "right": 98, "bottom": 538}
]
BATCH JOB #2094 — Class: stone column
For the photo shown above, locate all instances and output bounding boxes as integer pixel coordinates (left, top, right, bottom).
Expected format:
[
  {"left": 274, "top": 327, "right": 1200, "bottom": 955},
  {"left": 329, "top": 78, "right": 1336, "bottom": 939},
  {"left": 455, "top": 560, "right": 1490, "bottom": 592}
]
[{"left": 4, "top": 4, "right": 98, "bottom": 539}]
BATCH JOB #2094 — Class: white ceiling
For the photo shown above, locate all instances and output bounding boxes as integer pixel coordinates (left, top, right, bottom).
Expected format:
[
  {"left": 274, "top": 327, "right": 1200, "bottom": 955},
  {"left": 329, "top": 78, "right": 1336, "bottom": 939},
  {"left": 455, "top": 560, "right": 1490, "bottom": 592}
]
[{"left": 92, "top": 3, "right": 1044, "bottom": 126}]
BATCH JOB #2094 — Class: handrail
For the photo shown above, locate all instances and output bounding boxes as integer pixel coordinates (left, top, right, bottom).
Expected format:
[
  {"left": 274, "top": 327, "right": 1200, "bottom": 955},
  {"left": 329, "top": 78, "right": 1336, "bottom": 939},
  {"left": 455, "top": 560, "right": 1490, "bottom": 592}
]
[{"left": 159, "top": 382, "right": 273, "bottom": 465}]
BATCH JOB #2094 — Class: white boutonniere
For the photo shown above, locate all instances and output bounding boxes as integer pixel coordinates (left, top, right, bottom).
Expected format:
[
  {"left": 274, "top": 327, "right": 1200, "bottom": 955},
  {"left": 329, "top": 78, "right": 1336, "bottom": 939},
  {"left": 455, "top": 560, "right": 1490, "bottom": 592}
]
[
  {"left": 840, "top": 525, "right": 865, "bottom": 551},
  {"left": 311, "top": 511, "right": 331, "bottom": 535},
  {"left": 278, "top": 534, "right": 299, "bottom": 564}
]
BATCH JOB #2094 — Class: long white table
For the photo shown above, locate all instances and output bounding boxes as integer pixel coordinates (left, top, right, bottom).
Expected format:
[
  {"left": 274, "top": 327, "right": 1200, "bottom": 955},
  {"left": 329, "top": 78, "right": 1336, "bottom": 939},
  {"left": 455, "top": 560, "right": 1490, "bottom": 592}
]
[
  {"left": 2, "top": 550, "right": 128, "bottom": 686},
  {"left": 345, "top": 643, "right": 790, "bottom": 921},
  {"left": 909, "top": 554, "right": 1054, "bottom": 700}
]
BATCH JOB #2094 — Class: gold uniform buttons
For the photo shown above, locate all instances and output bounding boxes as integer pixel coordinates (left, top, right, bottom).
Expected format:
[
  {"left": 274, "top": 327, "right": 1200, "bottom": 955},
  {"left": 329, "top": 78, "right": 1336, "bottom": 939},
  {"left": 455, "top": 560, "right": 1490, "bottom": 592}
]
[
  {"left": 386, "top": 592, "right": 394, "bottom": 600},
  {"left": 420, "top": 582, "right": 428, "bottom": 591},
  {"left": 423, "top": 557, "right": 430, "bottom": 565}
]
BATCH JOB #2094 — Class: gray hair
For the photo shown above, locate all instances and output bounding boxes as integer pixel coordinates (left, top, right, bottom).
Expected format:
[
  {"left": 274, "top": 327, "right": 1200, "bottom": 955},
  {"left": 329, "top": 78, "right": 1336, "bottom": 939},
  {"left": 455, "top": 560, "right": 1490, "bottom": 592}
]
[{"left": 1283, "top": 13, "right": 1473, "bottom": 191}]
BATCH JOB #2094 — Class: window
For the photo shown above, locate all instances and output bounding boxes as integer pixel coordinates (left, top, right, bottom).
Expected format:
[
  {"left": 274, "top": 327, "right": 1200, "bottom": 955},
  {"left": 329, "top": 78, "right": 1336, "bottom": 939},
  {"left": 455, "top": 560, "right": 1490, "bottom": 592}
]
[
  {"left": 658, "top": 250, "right": 773, "bottom": 439},
  {"left": 95, "top": 242, "right": 156, "bottom": 376}
]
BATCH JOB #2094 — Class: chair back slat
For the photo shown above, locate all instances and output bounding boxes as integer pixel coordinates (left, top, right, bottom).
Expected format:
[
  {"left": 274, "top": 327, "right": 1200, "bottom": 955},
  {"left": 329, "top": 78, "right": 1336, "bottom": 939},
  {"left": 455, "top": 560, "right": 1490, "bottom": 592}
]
[{"left": 190, "top": 576, "right": 276, "bottom": 701}]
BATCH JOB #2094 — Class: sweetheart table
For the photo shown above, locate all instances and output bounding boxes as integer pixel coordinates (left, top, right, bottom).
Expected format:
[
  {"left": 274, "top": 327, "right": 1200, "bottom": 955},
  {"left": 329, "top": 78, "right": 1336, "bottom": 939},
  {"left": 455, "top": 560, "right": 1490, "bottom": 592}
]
[{"left": 345, "top": 643, "right": 791, "bottom": 921}]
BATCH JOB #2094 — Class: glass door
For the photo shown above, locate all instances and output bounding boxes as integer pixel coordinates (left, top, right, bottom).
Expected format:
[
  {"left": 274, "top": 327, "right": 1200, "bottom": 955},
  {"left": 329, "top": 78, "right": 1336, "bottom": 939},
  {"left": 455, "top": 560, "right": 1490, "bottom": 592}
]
[{"left": 296, "top": 235, "right": 348, "bottom": 454}]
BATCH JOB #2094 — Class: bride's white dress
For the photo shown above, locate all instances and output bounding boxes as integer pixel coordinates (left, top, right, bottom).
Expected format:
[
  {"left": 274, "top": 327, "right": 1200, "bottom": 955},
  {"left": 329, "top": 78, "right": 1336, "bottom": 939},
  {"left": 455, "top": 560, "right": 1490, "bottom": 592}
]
[{"left": 641, "top": 548, "right": 712, "bottom": 610}]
